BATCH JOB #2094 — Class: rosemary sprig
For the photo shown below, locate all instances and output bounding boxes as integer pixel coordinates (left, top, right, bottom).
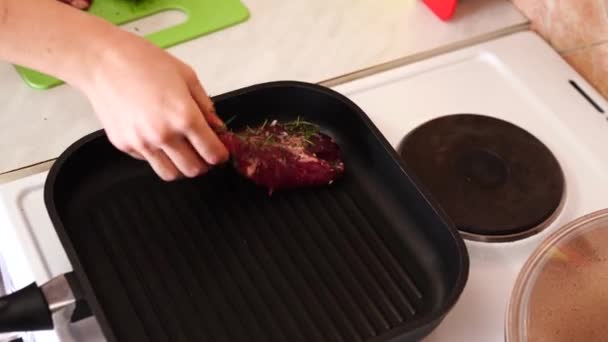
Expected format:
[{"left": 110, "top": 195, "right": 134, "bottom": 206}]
[
  {"left": 281, "top": 116, "right": 320, "bottom": 145},
  {"left": 229, "top": 116, "right": 320, "bottom": 147},
  {"left": 284, "top": 116, "right": 316, "bottom": 128},
  {"left": 302, "top": 138, "right": 314, "bottom": 145},
  {"left": 262, "top": 134, "right": 276, "bottom": 146},
  {"left": 224, "top": 115, "right": 237, "bottom": 127}
]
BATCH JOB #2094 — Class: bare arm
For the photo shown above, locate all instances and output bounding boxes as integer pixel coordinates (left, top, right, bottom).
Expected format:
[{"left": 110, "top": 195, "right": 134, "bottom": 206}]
[
  {"left": 0, "top": 0, "right": 115, "bottom": 85},
  {"left": 0, "top": 0, "right": 229, "bottom": 181}
]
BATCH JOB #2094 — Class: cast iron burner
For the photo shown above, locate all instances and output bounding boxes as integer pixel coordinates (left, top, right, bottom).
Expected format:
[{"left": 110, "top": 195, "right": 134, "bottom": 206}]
[{"left": 398, "top": 114, "right": 565, "bottom": 242}]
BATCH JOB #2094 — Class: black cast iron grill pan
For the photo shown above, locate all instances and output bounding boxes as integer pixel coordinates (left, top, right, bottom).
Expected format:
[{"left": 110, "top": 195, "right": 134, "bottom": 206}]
[{"left": 0, "top": 81, "right": 468, "bottom": 341}]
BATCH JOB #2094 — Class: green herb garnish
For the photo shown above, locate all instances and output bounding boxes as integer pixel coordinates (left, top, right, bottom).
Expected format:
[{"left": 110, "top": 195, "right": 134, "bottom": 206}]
[
  {"left": 262, "top": 134, "right": 276, "bottom": 146},
  {"left": 282, "top": 116, "right": 320, "bottom": 145},
  {"left": 224, "top": 115, "right": 237, "bottom": 127},
  {"left": 230, "top": 116, "right": 321, "bottom": 147},
  {"left": 260, "top": 119, "right": 268, "bottom": 130}
]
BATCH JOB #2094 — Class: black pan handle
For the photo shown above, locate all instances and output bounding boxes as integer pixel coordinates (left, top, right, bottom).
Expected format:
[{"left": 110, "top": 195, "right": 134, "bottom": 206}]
[
  {"left": 0, "top": 273, "right": 82, "bottom": 334},
  {"left": 0, "top": 282, "right": 52, "bottom": 333}
]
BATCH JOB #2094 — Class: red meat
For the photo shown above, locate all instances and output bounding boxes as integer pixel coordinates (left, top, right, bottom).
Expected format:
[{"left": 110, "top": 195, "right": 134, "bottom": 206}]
[{"left": 218, "top": 119, "right": 345, "bottom": 194}]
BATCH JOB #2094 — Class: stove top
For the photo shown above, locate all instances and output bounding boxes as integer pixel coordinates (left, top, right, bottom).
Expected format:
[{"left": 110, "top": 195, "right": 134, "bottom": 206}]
[
  {"left": 398, "top": 113, "right": 565, "bottom": 242},
  {"left": 1, "top": 31, "right": 608, "bottom": 341}
]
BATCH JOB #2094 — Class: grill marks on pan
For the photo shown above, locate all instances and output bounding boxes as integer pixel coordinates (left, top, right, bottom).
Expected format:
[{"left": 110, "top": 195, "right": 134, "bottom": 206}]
[
  {"left": 337, "top": 192, "right": 423, "bottom": 306},
  {"left": 225, "top": 184, "right": 344, "bottom": 342},
  {"left": 135, "top": 194, "right": 228, "bottom": 341},
  {"left": 87, "top": 212, "right": 162, "bottom": 342},
  {"left": 185, "top": 188, "right": 285, "bottom": 342},
  {"left": 107, "top": 198, "right": 197, "bottom": 341},
  {"left": 78, "top": 172, "right": 425, "bottom": 342},
  {"left": 163, "top": 189, "right": 259, "bottom": 342},
  {"left": 204, "top": 187, "right": 313, "bottom": 342},
  {"left": 272, "top": 196, "right": 382, "bottom": 337},
  {"left": 253, "top": 192, "right": 363, "bottom": 341},
  {"left": 297, "top": 192, "right": 403, "bottom": 325}
]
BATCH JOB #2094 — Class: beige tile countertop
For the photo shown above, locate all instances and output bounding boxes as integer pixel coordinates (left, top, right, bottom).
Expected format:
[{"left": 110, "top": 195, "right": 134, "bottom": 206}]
[
  {"left": 0, "top": 0, "right": 527, "bottom": 179},
  {"left": 511, "top": 0, "right": 608, "bottom": 99}
]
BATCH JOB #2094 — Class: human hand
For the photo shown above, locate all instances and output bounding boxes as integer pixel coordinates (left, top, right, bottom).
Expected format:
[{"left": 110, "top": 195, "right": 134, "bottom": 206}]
[{"left": 75, "top": 33, "right": 229, "bottom": 181}]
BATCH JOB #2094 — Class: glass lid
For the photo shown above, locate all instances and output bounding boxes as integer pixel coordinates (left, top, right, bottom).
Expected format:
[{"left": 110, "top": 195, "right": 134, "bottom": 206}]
[{"left": 506, "top": 208, "right": 608, "bottom": 342}]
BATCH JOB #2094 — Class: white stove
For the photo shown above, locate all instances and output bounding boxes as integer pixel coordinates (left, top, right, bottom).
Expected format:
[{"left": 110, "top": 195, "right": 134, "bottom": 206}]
[{"left": 1, "top": 31, "right": 608, "bottom": 341}]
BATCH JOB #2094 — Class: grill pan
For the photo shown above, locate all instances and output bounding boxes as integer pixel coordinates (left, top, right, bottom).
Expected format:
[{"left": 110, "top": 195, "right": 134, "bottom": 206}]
[{"left": 0, "top": 81, "right": 468, "bottom": 341}]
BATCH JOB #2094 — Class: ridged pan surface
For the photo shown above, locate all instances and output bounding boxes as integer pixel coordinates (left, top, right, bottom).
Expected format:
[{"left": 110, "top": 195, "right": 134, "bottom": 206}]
[{"left": 44, "top": 82, "right": 468, "bottom": 342}]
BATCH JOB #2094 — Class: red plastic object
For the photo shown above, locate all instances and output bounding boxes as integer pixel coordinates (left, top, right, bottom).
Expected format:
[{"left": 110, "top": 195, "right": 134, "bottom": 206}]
[{"left": 423, "top": 0, "right": 458, "bottom": 21}]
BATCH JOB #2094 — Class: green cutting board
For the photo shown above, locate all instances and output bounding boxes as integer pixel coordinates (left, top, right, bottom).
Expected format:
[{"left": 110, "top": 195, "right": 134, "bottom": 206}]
[{"left": 15, "top": 0, "right": 249, "bottom": 89}]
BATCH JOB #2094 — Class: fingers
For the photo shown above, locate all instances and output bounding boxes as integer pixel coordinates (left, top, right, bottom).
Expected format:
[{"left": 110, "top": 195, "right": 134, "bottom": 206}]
[
  {"left": 185, "top": 115, "right": 230, "bottom": 166},
  {"left": 112, "top": 110, "right": 227, "bottom": 182},
  {"left": 161, "top": 136, "right": 208, "bottom": 178},
  {"left": 126, "top": 150, "right": 145, "bottom": 160},
  {"left": 174, "top": 86, "right": 229, "bottom": 165},
  {"left": 106, "top": 133, "right": 145, "bottom": 160},
  {"left": 182, "top": 67, "right": 230, "bottom": 162},
  {"left": 186, "top": 75, "right": 230, "bottom": 165},
  {"left": 140, "top": 148, "right": 181, "bottom": 182},
  {"left": 103, "top": 65, "right": 230, "bottom": 182},
  {"left": 132, "top": 98, "right": 227, "bottom": 180},
  {"left": 123, "top": 139, "right": 208, "bottom": 181},
  {"left": 109, "top": 130, "right": 204, "bottom": 181},
  {"left": 188, "top": 74, "right": 225, "bottom": 130}
]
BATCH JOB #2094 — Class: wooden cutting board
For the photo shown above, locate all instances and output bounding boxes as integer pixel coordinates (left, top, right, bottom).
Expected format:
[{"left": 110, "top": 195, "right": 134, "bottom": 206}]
[{"left": 15, "top": 0, "right": 250, "bottom": 89}]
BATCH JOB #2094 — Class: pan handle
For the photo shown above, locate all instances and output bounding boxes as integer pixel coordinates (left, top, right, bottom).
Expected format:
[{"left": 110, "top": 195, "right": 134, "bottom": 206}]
[
  {"left": 0, "top": 274, "right": 77, "bottom": 333},
  {"left": 0, "top": 282, "right": 52, "bottom": 333}
]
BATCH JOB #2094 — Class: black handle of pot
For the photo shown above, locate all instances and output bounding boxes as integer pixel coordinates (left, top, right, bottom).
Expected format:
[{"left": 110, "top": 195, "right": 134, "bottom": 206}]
[{"left": 0, "top": 282, "right": 52, "bottom": 333}]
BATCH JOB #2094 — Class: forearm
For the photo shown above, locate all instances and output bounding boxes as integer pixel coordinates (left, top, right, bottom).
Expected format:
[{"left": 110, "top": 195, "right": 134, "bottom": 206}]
[{"left": 0, "top": 0, "right": 122, "bottom": 86}]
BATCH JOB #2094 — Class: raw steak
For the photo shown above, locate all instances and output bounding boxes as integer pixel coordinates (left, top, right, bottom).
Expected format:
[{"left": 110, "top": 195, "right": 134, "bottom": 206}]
[{"left": 218, "top": 118, "right": 345, "bottom": 194}]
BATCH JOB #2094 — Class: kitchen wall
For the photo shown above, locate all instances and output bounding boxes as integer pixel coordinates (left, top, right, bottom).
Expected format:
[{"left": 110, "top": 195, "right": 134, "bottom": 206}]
[{"left": 511, "top": 0, "right": 608, "bottom": 99}]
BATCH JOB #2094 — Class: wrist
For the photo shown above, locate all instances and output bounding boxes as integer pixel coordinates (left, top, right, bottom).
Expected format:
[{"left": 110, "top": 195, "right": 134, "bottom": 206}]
[{"left": 64, "top": 18, "right": 132, "bottom": 91}]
